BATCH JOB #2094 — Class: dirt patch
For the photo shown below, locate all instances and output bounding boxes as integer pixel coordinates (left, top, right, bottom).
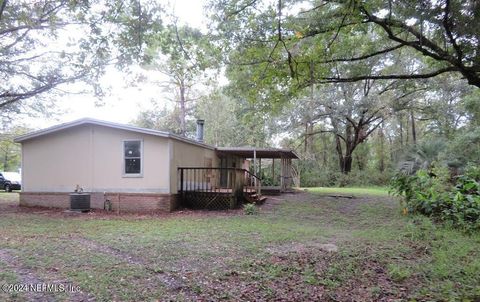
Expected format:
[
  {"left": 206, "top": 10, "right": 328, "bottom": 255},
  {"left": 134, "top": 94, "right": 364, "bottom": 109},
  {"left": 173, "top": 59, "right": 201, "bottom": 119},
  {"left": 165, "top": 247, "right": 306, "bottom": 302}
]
[
  {"left": 0, "top": 249, "right": 91, "bottom": 302},
  {"left": 74, "top": 237, "right": 192, "bottom": 294},
  {"left": 75, "top": 237, "right": 146, "bottom": 266},
  {"left": 186, "top": 246, "right": 416, "bottom": 302},
  {"left": 257, "top": 195, "right": 286, "bottom": 212},
  {"left": 266, "top": 242, "right": 339, "bottom": 255},
  {"left": 0, "top": 201, "right": 246, "bottom": 220}
]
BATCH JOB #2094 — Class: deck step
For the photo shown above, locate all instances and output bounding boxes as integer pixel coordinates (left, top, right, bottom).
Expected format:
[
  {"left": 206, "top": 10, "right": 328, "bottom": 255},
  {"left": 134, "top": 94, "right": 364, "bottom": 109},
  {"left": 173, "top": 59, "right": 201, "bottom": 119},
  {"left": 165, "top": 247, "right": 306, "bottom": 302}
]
[
  {"left": 257, "top": 196, "right": 267, "bottom": 204},
  {"left": 243, "top": 192, "right": 267, "bottom": 205}
]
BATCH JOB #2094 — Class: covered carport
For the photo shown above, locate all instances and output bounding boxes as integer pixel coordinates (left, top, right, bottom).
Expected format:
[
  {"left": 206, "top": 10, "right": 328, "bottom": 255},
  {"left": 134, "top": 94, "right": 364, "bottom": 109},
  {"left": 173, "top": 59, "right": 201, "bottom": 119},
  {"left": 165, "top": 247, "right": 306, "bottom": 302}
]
[{"left": 216, "top": 147, "right": 299, "bottom": 193}]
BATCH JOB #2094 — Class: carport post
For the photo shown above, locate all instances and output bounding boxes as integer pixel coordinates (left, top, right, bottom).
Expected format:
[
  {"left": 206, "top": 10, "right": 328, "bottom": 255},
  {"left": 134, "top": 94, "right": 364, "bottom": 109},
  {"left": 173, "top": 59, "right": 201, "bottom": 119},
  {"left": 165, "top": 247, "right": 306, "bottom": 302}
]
[
  {"left": 253, "top": 149, "right": 257, "bottom": 186},
  {"left": 272, "top": 158, "right": 275, "bottom": 186}
]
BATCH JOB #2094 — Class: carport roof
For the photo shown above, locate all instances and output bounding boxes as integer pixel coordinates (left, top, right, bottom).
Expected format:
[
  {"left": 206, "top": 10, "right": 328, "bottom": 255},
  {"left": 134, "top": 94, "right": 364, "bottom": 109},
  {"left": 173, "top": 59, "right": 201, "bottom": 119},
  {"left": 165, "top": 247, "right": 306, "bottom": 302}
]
[{"left": 216, "top": 147, "right": 299, "bottom": 159}]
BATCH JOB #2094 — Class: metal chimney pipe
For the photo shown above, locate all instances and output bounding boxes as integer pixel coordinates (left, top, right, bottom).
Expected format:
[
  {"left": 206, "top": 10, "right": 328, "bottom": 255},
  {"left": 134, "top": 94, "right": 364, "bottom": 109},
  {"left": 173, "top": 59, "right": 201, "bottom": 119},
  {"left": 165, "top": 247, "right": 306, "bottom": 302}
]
[{"left": 196, "top": 119, "right": 205, "bottom": 143}]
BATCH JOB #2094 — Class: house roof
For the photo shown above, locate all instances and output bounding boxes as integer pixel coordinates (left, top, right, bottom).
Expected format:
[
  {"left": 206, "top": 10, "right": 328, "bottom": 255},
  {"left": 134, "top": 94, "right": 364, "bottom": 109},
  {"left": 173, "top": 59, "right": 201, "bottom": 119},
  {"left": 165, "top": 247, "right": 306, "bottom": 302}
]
[
  {"left": 14, "top": 118, "right": 299, "bottom": 159},
  {"left": 14, "top": 118, "right": 215, "bottom": 150},
  {"left": 216, "top": 147, "right": 299, "bottom": 159}
]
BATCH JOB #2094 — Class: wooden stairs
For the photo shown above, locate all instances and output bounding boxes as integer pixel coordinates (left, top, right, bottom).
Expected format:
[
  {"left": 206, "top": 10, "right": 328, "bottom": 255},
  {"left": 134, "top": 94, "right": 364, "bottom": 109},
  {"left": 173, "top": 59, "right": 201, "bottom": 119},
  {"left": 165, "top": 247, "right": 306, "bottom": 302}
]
[{"left": 244, "top": 191, "right": 267, "bottom": 205}]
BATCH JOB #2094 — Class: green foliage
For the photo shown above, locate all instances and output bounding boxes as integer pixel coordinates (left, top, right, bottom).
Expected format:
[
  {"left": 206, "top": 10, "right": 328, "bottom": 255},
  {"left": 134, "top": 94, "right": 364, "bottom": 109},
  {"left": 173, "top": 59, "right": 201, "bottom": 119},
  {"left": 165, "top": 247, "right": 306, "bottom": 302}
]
[
  {"left": 398, "top": 140, "right": 446, "bottom": 175},
  {"left": 390, "top": 165, "right": 480, "bottom": 231},
  {"left": 465, "top": 165, "right": 480, "bottom": 180},
  {"left": 142, "top": 24, "right": 218, "bottom": 135},
  {"left": 132, "top": 103, "right": 192, "bottom": 135},
  {"left": 0, "top": 126, "right": 30, "bottom": 171},
  {"left": 387, "top": 263, "right": 412, "bottom": 282},
  {"left": 243, "top": 203, "right": 258, "bottom": 215},
  {"left": 1, "top": 0, "right": 164, "bottom": 116},
  {"left": 299, "top": 156, "right": 393, "bottom": 187},
  {"left": 442, "top": 128, "right": 480, "bottom": 167},
  {"left": 463, "top": 87, "right": 480, "bottom": 126}
]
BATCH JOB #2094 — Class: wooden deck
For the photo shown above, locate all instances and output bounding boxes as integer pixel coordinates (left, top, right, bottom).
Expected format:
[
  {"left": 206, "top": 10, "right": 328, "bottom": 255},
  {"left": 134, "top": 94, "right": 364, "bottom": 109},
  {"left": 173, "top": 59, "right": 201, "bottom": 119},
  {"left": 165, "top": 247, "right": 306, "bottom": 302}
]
[
  {"left": 178, "top": 167, "right": 262, "bottom": 210},
  {"left": 177, "top": 167, "right": 296, "bottom": 209}
]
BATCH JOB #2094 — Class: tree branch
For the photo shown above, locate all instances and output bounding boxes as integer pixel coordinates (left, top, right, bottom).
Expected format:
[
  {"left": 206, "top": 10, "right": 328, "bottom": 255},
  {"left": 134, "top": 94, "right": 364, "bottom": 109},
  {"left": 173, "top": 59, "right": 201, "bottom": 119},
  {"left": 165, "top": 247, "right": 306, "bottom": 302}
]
[
  {"left": 0, "top": 72, "right": 86, "bottom": 108},
  {"left": 0, "top": 0, "right": 7, "bottom": 21},
  {"left": 224, "top": 0, "right": 257, "bottom": 19},
  {"left": 309, "top": 44, "right": 405, "bottom": 64},
  {"left": 442, "top": 0, "right": 463, "bottom": 64},
  {"left": 312, "top": 66, "right": 457, "bottom": 84}
]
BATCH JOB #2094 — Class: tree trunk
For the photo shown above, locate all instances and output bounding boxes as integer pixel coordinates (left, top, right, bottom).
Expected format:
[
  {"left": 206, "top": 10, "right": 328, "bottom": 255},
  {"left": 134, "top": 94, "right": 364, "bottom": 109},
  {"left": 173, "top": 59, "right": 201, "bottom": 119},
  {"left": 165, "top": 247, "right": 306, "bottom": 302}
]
[
  {"left": 335, "top": 138, "right": 354, "bottom": 174},
  {"left": 179, "top": 79, "right": 186, "bottom": 136},
  {"left": 410, "top": 110, "right": 417, "bottom": 145},
  {"left": 378, "top": 125, "right": 385, "bottom": 172},
  {"left": 3, "top": 148, "right": 8, "bottom": 171},
  {"left": 343, "top": 154, "right": 353, "bottom": 174},
  {"left": 304, "top": 121, "right": 314, "bottom": 156},
  {"left": 304, "top": 122, "right": 308, "bottom": 154},
  {"left": 356, "top": 154, "right": 365, "bottom": 170},
  {"left": 335, "top": 135, "right": 345, "bottom": 172},
  {"left": 405, "top": 114, "right": 410, "bottom": 144},
  {"left": 399, "top": 115, "right": 403, "bottom": 146},
  {"left": 307, "top": 122, "right": 314, "bottom": 154},
  {"left": 322, "top": 135, "right": 328, "bottom": 166}
]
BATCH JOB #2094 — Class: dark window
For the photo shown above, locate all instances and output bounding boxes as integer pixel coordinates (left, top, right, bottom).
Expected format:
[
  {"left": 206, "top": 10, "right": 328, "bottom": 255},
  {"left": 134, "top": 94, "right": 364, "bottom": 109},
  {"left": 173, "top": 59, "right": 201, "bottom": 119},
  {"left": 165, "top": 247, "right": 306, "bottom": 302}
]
[{"left": 124, "top": 141, "right": 142, "bottom": 175}]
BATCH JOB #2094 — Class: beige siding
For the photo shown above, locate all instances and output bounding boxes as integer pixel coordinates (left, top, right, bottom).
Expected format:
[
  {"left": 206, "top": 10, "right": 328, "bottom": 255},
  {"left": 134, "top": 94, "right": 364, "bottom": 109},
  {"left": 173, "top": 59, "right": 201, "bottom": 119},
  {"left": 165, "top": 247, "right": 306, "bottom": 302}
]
[
  {"left": 22, "top": 125, "right": 92, "bottom": 192},
  {"left": 170, "top": 140, "right": 219, "bottom": 193},
  {"left": 90, "top": 125, "right": 170, "bottom": 193},
  {"left": 22, "top": 124, "right": 170, "bottom": 193}
]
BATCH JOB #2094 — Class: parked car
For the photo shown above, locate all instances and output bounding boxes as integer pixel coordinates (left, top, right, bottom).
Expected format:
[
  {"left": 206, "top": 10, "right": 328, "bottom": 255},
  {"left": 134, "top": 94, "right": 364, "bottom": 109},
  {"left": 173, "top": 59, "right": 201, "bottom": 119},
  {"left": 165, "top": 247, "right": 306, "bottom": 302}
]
[{"left": 0, "top": 172, "right": 21, "bottom": 192}]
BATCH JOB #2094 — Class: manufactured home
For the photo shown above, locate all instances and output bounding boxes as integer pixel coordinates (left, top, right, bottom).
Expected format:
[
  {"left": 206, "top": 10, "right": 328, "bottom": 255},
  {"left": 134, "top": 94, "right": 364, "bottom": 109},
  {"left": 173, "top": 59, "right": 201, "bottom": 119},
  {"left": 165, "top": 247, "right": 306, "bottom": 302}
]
[{"left": 14, "top": 118, "right": 298, "bottom": 212}]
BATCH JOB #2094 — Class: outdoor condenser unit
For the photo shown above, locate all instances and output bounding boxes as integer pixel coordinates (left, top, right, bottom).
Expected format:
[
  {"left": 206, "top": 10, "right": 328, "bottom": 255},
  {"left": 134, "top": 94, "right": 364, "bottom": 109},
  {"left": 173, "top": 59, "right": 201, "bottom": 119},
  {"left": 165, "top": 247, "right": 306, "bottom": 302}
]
[{"left": 69, "top": 193, "right": 91, "bottom": 212}]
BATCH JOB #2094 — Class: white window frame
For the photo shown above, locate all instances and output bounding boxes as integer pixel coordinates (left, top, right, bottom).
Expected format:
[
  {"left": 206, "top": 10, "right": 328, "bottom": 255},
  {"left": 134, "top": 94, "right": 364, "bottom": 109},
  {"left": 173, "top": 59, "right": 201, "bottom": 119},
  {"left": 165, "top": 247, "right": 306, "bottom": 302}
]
[{"left": 122, "top": 139, "right": 144, "bottom": 178}]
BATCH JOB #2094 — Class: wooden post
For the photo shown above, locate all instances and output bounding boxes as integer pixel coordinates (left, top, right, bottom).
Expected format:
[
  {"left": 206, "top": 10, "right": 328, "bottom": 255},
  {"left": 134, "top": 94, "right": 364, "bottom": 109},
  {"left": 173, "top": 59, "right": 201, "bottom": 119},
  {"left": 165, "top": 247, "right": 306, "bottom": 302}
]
[
  {"left": 272, "top": 158, "right": 275, "bottom": 186},
  {"left": 280, "top": 156, "right": 284, "bottom": 192},
  {"left": 287, "top": 159, "right": 292, "bottom": 189},
  {"left": 227, "top": 169, "right": 231, "bottom": 191},
  {"left": 253, "top": 149, "right": 257, "bottom": 187},
  {"left": 232, "top": 168, "right": 235, "bottom": 192}
]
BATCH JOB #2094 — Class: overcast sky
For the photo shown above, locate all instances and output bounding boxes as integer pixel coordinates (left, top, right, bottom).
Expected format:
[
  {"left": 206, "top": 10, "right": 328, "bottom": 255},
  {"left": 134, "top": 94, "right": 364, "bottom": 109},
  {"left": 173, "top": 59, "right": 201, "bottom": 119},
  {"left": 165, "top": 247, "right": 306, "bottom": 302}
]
[{"left": 26, "top": 0, "right": 207, "bottom": 129}]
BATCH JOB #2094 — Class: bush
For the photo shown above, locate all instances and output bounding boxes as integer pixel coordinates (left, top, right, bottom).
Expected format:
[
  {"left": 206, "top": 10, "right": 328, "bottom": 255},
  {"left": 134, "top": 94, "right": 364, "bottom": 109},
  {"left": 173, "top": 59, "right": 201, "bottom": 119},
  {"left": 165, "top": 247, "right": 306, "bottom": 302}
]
[
  {"left": 390, "top": 165, "right": 480, "bottom": 231},
  {"left": 243, "top": 203, "right": 258, "bottom": 215},
  {"left": 465, "top": 164, "right": 480, "bottom": 180}
]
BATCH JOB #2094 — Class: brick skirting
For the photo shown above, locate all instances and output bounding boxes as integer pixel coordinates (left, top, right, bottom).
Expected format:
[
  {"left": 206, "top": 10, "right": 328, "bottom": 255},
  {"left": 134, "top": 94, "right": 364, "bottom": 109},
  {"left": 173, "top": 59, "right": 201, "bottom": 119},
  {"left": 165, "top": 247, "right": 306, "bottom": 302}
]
[{"left": 19, "top": 192, "right": 178, "bottom": 213}]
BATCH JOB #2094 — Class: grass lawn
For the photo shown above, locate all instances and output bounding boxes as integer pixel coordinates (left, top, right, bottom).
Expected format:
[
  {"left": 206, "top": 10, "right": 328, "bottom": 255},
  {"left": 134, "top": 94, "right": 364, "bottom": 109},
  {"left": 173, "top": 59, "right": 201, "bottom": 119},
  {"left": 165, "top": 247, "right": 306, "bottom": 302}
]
[
  {"left": 306, "top": 186, "right": 390, "bottom": 197},
  {"left": 1, "top": 191, "right": 480, "bottom": 301}
]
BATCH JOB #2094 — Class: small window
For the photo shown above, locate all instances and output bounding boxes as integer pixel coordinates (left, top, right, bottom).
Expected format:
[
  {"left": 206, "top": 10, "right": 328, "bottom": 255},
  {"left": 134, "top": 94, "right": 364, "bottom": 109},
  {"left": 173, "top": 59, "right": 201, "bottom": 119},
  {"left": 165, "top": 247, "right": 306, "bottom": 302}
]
[{"left": 123, "top": 140, "right": 142, "bottom": 176}]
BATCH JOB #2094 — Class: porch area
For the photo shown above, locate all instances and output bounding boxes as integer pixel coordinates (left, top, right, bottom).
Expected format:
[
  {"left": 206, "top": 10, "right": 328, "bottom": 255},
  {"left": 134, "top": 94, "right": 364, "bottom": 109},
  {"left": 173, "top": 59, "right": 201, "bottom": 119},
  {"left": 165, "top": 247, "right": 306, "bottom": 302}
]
[
  {"left": 217, "top": 147, "right": 300, "bottom": 195},
  {"left": 178, "top": 147, "right": 299, "bottom": 210},
  {"left": 178, "top": 167, "right": 263, "bottom": 210}
]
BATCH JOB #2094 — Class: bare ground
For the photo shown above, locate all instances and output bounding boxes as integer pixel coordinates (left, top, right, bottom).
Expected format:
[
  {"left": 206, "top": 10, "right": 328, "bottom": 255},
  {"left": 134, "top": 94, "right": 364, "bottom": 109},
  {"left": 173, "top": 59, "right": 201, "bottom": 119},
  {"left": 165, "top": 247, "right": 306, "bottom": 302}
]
[
  {"left": 0, "top": 249, "right": 92, "bottom": 302},
  {"left": 0, "top": 191, "right": 456, "bottom": 301}
]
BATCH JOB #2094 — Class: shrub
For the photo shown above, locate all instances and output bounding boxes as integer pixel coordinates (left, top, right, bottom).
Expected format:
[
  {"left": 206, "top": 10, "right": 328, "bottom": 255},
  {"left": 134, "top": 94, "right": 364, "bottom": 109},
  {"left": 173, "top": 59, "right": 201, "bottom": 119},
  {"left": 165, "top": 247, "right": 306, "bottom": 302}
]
[
  {"left": 243, "top": 203, "right": 258, "bottom": 215},
  {"left": 390, "top": 165, "right": 480, "bottom": 231},
  {"left": 465, "top": 164, "right": 480, "bottom": 180}
]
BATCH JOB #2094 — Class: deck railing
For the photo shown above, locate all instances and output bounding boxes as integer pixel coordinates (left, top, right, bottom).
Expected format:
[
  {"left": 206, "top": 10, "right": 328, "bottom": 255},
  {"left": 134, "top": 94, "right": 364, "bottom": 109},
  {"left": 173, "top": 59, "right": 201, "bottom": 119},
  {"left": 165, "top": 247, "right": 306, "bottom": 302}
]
[{"left": 178, "top": 167, "right": 262, "bottom": 207}]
